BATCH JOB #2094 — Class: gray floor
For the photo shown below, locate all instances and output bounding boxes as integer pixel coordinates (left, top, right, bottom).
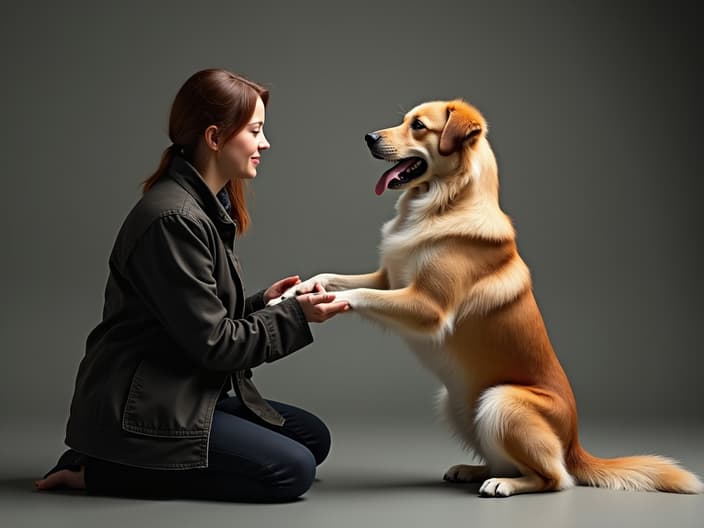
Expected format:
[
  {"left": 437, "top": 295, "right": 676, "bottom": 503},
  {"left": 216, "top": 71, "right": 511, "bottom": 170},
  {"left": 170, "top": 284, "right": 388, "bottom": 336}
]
[{"left": 3, "top": 418, "right": 703, "bottom": 528}]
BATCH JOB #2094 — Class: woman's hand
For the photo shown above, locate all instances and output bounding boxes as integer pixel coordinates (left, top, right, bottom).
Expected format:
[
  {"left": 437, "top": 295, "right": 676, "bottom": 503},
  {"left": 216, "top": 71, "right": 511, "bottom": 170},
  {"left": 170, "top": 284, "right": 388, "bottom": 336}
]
[
  {"left": 296, "top": 291, "right": 350, "bottom": 323},
  {"left": 265, "top": 276, "right": 349, "bottom": 321},
  {"left": 263, "top": 275, "right": 303, "bottom": 305}
]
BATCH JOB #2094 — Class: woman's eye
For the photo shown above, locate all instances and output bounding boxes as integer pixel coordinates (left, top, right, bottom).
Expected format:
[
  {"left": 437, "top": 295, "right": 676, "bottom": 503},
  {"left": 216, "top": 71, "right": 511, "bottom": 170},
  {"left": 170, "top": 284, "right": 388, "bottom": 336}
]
[{"left": 411, "top": 119, "right": 426, "bottom": 130}]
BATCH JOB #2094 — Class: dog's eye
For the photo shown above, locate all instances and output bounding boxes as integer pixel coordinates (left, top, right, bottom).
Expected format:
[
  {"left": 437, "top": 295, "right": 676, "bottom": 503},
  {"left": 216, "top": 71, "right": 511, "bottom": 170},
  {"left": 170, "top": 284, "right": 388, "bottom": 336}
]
[{"left": 411, "top": 119, "right": 426, "bottom": 131}]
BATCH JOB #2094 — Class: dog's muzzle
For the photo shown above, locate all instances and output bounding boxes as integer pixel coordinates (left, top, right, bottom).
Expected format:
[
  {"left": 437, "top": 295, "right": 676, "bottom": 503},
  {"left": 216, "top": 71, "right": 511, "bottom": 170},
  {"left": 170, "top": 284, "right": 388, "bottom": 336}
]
[
  {"left": 365, "top": 133, "right": 387, "bottom": 160},
  {"left": 365, "top": 131, "right": 428, "bottom": 195}
]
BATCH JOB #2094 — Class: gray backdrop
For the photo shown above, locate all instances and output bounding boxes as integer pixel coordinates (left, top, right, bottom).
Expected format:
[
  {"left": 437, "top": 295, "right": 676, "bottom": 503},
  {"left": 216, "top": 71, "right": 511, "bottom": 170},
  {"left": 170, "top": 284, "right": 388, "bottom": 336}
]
[{"left": 2, "top": 1, "right": 702, "bottom": 430}]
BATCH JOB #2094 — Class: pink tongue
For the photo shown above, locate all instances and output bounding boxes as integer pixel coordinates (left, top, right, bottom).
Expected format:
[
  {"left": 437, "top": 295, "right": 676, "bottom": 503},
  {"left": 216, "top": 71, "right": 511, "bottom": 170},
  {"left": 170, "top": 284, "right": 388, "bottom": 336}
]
[{"left": 375, "top": 159, "right": 415, "bottom": 196}]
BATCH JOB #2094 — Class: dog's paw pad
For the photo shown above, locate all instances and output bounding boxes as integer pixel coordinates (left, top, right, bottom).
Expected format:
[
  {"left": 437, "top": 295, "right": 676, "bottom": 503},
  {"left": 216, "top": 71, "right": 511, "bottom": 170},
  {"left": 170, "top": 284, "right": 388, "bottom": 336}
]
[{"left": 479, "top": 478, "right": 513, "bottom": 497}]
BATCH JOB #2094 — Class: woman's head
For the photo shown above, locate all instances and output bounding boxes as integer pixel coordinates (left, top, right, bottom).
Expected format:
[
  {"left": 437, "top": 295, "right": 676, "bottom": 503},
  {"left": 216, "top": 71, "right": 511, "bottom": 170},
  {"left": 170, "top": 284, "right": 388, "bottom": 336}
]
[
  {"left": 169, "top": 69, "right": 269, "bottom": 157},
  {"left": 145, "top": 69, "right": 270, "bottom": 233},
  {"left": 199, "top": 94, "right": 270, "bottom": 183}
]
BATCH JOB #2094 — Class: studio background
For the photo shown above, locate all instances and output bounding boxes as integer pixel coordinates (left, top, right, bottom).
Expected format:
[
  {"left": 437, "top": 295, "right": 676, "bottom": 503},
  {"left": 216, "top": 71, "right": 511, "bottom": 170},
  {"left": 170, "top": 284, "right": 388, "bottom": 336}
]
[{"left": 2, "top": 0, "right": 702, "bottom": 437}]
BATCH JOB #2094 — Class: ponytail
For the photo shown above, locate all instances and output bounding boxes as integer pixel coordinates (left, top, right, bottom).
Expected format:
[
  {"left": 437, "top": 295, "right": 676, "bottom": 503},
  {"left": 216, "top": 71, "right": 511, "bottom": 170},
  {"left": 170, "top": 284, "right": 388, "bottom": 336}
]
[
  {"left": 143, "top": 145, "right": 179, "bottom": 193},
  {"left": 227, "top": 179, "right": 251, "bottom": 233}
]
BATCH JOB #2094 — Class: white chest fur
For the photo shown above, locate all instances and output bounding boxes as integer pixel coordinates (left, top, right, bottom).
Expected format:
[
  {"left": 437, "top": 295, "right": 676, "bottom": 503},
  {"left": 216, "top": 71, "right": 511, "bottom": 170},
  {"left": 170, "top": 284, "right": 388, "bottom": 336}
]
[{"left": 379, "top": 215, "right": 436, "bottom": 290}]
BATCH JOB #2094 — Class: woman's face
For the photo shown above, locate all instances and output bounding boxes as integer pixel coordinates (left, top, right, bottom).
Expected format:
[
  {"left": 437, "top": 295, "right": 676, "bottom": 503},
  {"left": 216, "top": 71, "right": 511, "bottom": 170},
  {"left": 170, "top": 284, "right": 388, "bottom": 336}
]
[{"left": 219, "top": 96, "right": 270, "bottom": 180}]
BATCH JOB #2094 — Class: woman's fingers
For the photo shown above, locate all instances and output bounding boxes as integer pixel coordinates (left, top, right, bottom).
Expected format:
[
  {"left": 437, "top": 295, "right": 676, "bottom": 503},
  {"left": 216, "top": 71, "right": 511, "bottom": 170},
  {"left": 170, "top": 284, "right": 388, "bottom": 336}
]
[
  {"left": 298, "top": 292, "right": 350, "bottom": 322},
  {"left": 280, "top": 275, "right": 301, "bottom": 289},
  {"left": 323, "top": 301, "right": 351, "bottom": 314},
  {"left": 315, "top": 300, "right": 350, "bottom": 321},
  {"left": 309, "top": 292, "right": 336, "bottom": 304},
  {"left": 265, "top": 275, "right": 301, "bottom": 303}
]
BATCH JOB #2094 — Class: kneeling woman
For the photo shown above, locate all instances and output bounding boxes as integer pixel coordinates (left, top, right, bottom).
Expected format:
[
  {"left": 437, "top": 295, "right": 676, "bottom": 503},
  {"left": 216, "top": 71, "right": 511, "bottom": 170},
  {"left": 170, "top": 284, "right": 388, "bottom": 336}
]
[{"left": 36, "top": 69, "right": 349, "bottom": 502}]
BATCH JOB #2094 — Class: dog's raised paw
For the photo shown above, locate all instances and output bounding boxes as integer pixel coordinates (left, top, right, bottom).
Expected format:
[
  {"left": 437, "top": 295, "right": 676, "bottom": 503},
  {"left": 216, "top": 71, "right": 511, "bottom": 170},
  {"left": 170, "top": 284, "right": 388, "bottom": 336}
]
[
  {"left": 267, "top": 284, "right": 304, "bottom": 307},
  {"left": 266, "top": 296, "right": 284, "bottom": 307}
]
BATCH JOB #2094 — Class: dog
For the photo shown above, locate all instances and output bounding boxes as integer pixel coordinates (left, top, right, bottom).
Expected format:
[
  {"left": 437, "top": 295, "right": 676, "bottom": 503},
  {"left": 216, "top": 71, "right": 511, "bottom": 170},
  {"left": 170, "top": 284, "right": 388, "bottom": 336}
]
[{"left": 271, "top": 99, "right": 703, "bottom": 497}]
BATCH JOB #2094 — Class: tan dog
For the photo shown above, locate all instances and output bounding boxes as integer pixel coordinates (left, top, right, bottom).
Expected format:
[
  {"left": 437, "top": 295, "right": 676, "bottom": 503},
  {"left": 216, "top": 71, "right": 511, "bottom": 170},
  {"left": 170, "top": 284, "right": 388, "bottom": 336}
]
[{"left": 274, "top": 99, "right": 703, "bottom": 496}]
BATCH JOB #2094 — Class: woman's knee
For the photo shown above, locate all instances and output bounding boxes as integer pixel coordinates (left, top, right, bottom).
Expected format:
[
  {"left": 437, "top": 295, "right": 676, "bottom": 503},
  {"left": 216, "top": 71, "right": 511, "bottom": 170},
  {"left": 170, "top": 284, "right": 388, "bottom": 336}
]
[
  {"left": 282, "top": 405, "right": 332, "bottom": 466},
  {"left": 268, "top": 444, "right": 316, "bottom": 500},
  {"left": 308, "top": 418, "right": 331, "bottom": 466}
]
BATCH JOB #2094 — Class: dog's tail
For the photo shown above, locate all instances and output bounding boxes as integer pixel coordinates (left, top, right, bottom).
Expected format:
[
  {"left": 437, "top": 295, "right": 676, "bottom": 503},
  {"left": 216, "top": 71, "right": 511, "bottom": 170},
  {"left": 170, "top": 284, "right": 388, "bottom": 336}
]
[{"left": 566, "top": 444, "right": 703, "bottom": 494}]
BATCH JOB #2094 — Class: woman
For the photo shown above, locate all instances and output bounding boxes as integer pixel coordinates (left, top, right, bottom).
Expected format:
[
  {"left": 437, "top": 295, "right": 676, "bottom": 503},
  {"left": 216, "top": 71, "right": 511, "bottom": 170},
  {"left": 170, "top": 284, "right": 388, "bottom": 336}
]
[{"left": 35, "top": 69, "right": 349, "bottom": 502}]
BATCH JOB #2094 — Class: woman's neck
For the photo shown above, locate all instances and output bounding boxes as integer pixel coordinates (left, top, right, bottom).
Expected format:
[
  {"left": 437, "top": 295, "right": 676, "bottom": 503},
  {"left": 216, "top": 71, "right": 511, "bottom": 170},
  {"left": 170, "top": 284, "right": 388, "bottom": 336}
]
[{"left": 192, "top": 147, "right": 228, "bottom": 195}]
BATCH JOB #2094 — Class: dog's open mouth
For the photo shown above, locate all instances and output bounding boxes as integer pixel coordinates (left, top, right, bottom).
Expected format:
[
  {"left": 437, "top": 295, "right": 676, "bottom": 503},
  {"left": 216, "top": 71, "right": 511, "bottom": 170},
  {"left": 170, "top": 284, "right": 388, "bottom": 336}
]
[{"left": 375, "top": 157, "right": 428, "bottom": 196}]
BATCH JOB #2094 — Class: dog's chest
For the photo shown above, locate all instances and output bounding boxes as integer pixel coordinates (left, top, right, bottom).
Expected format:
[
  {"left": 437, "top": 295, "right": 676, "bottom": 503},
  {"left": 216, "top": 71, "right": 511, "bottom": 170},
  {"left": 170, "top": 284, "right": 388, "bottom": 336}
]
[
  {"left": 380, "top": 228, "right": 433, "bottom": 289},
  {"left": 381, "top": 251, "right": 416, "bottom": 289}
]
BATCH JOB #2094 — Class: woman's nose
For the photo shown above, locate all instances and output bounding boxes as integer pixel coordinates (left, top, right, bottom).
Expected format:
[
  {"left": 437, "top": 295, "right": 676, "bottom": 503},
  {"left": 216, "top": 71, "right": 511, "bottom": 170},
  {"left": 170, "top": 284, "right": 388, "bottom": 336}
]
[{"left": 259, "top": 134, "right": 270, "bottom": 150}]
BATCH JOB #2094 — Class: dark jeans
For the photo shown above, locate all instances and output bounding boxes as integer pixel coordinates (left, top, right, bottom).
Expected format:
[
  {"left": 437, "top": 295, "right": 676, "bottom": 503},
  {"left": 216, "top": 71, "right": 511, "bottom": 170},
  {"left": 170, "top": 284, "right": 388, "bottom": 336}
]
[{"left": 83, "top": 397, "right": 331, "bottom": 502}]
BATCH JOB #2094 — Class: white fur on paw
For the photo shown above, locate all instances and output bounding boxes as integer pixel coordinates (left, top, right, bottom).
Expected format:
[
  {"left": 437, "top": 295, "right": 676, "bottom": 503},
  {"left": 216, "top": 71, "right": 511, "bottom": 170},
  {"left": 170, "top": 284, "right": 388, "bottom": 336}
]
[
  {"left": 443, "top": 465, "right": 487, "bottom": 483},
  {"left": 267, "top": 293, "right": 291, "bottom": 306},
  {"left": 266, "top": 296, "right": 283, "bottom": 307},
  {"left": 479, "top": 478, "right": 514, "bottom": 497},
  {"left": 266, "top": 281, "right": 313, "bottom": 307},
  {"left": 330, "top": 289, "right": 360, "bottom": 308}
]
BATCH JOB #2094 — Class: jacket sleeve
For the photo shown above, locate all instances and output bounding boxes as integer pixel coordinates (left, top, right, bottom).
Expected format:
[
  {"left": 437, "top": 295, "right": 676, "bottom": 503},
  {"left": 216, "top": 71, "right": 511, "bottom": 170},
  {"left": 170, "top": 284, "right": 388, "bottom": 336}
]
[
  {"left": 124, "top": 213, "right": 313, "bottom": 372},
  {"left": 245, "top": 289, "right": 267, "bottom": 314}
]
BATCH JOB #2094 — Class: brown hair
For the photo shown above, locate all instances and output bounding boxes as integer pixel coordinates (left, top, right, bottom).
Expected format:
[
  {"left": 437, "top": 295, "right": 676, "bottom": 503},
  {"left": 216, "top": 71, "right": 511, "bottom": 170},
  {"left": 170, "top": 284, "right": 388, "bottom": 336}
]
[{"left": 143, "top": 69, "right": 270, "bottom": 234}]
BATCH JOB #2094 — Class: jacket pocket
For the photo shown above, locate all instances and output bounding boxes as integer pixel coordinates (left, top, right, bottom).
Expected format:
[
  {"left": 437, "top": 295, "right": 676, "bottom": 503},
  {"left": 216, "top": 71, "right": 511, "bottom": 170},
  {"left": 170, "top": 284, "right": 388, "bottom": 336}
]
[{"left": 122, "top": 356, "right": 225, "bottom": 438}]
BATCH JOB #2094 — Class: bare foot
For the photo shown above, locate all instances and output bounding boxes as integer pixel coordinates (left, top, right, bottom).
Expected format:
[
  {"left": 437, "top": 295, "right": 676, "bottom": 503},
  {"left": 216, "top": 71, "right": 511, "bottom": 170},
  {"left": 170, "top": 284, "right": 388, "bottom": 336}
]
[{"left": 35, "top": 466, "right": 86, "bottom": 490}]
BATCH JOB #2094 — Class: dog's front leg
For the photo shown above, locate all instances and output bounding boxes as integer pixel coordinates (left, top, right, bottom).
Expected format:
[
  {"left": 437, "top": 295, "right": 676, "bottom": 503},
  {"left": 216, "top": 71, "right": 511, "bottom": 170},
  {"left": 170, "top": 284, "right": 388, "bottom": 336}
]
[
  {"left": 333, "top": 286, "right": 450, "bottom": 339},
  {"left": 268, "top": 270, "right": 389, "bottom": 305},
  {"left": 305, "top": 270, "right": 389, "bottom": 293}
]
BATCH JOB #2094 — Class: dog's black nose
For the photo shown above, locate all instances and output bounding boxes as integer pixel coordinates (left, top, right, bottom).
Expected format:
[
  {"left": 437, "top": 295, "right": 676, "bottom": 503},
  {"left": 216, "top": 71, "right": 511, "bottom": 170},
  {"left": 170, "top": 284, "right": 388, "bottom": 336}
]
[{"left": 365, "top": 133, "right": 381, "bottom": 147}]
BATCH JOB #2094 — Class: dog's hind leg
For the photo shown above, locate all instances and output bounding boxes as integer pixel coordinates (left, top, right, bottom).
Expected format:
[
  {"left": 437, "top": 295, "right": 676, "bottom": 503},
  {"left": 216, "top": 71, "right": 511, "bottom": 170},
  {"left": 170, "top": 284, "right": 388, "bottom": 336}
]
[{"left": 474, "top": 385, "right": 575, "bottom": 497}]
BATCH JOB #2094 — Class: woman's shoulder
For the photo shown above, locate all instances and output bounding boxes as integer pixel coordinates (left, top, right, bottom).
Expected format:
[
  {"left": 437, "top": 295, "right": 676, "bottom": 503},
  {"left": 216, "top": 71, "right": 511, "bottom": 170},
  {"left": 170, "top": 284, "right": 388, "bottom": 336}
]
[
  {"left": 132, "top": 178, "right": 211, "bottom": 228},
  {"left": 110, "top": 180, "right": 212, "bottom": 267},
  {"left": 139, "top": 177, "right": 206, "bottom": 221}
]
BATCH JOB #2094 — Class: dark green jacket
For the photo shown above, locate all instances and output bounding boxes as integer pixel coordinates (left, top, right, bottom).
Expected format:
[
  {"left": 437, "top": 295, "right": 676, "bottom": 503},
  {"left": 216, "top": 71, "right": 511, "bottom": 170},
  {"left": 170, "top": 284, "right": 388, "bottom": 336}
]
[{"left": 65, "top": 156, "right": 313, "bottom": 469}]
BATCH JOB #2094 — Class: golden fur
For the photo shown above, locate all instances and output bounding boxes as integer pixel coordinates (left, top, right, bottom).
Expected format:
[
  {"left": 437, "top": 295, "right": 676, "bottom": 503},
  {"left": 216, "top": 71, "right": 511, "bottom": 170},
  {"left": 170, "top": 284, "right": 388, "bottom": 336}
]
[{"left": 275, "top": 99, "right": 703, "bottom": 496}]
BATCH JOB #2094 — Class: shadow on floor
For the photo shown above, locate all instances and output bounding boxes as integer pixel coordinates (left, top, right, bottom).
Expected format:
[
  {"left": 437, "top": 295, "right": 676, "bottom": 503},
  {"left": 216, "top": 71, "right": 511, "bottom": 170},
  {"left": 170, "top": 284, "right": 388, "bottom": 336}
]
[{"left": 314, "top": 475, "right": 481, "bottom": 496}]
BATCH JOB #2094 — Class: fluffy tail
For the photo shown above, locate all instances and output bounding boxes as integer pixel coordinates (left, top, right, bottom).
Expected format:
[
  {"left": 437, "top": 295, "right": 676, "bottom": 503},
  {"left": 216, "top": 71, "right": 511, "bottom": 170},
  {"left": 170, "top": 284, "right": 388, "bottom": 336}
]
[{"left": 567, "top": 444, "right": 703, "bottom": 494}]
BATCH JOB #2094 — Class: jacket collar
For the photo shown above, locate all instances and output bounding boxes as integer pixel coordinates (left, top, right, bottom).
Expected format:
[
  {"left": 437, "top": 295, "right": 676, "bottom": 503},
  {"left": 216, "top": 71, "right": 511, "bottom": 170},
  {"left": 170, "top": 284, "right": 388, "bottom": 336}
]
[{"left": 168, "top": 155, "right": 236, "bottom": 230}]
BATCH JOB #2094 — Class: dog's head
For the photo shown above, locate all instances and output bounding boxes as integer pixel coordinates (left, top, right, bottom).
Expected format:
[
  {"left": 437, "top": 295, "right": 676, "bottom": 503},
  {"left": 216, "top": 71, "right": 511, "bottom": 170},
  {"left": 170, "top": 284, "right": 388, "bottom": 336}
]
[{"left": 366, "top": 99, "right": 488, "bottom": 196}]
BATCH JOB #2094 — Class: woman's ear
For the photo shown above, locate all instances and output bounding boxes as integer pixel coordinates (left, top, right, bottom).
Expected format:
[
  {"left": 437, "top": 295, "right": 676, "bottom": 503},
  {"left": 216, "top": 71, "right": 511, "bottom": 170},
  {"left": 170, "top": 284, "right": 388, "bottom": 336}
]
[{"left": 204, "top": 125, "right": 220, "bottom": 151}]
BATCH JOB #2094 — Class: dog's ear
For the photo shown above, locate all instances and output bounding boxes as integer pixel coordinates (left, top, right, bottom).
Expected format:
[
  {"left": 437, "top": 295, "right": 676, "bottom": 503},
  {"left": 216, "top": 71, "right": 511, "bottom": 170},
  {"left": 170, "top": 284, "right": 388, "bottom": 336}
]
[{"left": 438, "top": 102, "right": 483, "bottom": 156}]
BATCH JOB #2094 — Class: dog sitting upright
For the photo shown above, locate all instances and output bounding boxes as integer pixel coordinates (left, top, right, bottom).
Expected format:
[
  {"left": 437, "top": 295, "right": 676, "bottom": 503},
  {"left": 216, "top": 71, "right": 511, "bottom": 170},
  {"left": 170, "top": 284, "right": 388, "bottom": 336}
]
[{"left": 271, "top": 99, "right": 703, "bottom": 497}]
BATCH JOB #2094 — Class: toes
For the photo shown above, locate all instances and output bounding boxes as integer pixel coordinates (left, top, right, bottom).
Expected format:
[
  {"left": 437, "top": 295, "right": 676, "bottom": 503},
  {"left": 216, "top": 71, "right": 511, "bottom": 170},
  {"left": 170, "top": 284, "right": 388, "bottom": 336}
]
[
  {"left": 36, "top": 471, "right": 64, "bottom": 490},
  {"left": 443, "top": 464, "right": 473, "bottom": 482},
  {"left": 443, "top": 464, "right": 488, "bottom": 483},
  {"left": 443, "top": 466, "right": 460, "bottom": 482},
  {"left": 35, "top": 468, "right": 86, "bottom": 491},
  {"left": 479, "top": 478, "right": 512, "bottom": 497}
]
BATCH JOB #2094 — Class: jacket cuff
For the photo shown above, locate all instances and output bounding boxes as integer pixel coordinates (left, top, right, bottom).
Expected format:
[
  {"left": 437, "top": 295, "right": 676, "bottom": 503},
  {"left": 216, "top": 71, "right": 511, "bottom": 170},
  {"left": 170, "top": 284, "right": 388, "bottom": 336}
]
[{"left": 260, "top": 297, "right": 313, "bottom": 363}]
